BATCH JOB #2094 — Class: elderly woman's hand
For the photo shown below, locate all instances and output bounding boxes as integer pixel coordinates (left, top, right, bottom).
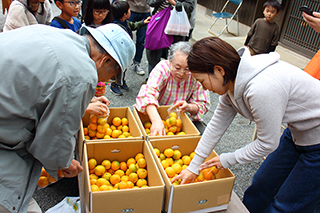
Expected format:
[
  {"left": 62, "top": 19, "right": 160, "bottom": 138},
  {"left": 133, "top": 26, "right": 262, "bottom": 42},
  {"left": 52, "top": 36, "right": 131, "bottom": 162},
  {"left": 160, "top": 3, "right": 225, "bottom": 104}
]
[
  {"left": 150, "top": 119, "right": 166, "bottom": 136},
  {"left": 174, "top": 101, "right": 199, "bottom": 116}
]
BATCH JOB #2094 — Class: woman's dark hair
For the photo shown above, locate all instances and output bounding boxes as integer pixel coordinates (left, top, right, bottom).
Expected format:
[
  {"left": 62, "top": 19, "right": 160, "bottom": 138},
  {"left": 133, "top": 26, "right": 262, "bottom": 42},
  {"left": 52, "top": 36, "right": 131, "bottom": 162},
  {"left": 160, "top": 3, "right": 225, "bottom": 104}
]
[
  {"left": 83, "top": 0, "right": 112, "bottom": 26},
  {"left": 26, "top": 0, "right": 44, "bottom": 15},
  {"left": 263, "top": 0, "right": 281, "bottom": 13},
  {"left": 111, "top": 0, "right": 129, "bottom": 20},
  {"left": 188, "top": 37, "right": 240, "bottom": 85}
]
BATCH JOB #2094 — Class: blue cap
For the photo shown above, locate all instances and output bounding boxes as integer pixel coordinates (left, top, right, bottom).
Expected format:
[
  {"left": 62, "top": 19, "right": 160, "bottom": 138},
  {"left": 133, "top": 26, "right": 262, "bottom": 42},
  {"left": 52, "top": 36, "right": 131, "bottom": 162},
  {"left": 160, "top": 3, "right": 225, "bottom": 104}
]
[{"left": 80, "top": 23, "right": 135, "bottom": 85}]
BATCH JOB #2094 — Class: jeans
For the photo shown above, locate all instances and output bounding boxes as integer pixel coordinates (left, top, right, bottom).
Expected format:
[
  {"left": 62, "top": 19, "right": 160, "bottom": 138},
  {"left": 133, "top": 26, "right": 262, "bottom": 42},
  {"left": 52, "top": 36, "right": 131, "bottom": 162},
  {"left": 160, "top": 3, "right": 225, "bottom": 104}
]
[
  {"left": 243, "top": 128, "right": 320, "bottom": 213},
  {"left": 128, "top": 11, "right": 150, "bottom": 64}
]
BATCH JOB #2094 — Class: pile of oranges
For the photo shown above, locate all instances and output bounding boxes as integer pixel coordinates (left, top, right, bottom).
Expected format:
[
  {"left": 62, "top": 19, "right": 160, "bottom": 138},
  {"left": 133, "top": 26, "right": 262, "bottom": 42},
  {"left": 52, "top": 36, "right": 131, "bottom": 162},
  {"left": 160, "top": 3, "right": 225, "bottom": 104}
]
[
  {"left": 143, "top": 112, "right": 186, "bottom": 136},
  {"left": 88, "top": 153, "right": 149, "bottom": 191},
  {"left": 154, "top": 147, "right": 219, "bottom": 185},
  {"left": 84, "top": 114, "right": 132, "bottom": 140},
  {"left": 38, "top": 167, "right": 64, "bottom": 188}
]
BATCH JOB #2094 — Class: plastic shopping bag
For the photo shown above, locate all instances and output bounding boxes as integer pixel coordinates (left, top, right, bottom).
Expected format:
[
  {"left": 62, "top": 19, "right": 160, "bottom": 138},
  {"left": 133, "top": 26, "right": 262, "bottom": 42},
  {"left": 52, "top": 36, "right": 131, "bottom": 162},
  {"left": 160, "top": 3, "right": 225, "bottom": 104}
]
[
  {"left": 145, "top": 7, "right": 174, "bottom": 50},
  {"left": 45, "top": 197, "right": 80, "bottom": 213},
  {"left": 165, "top": 6, "right": 191, "bottom": 36}
]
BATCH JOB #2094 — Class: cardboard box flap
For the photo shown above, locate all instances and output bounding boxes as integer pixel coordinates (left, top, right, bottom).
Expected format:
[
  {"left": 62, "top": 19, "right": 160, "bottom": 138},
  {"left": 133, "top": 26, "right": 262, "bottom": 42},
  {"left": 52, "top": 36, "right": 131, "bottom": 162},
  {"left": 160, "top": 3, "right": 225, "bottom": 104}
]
[
  {"left": 133, "top": 106, "right": 200, "bottom": 141},
  {"left": 82, "top": 107, "right": 143, "bottom": 142}
]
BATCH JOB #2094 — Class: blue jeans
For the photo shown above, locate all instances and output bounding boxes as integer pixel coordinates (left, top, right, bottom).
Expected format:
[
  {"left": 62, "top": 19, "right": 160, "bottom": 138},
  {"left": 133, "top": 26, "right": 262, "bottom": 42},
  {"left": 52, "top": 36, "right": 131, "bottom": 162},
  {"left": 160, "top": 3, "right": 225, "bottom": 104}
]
[
  {"left": 128, "top": 11, "right": 150, "bottom": 64},
  {"left": 243, "top": 128, "right": 320, "bottom": 213}
]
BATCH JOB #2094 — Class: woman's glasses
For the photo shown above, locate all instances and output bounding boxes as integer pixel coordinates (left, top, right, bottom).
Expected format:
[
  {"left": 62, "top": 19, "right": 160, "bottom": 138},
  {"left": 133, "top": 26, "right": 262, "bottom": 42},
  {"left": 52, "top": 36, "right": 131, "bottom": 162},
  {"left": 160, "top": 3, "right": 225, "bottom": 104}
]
[
  {"left": 93, "top": 9, "right": 109, "bottom": 15},
  {"left": 64, "top": 0, "right": 82, "bottom": 7},
  {"left": 171, "top": 62, "right": 191, "bottom": 75}
]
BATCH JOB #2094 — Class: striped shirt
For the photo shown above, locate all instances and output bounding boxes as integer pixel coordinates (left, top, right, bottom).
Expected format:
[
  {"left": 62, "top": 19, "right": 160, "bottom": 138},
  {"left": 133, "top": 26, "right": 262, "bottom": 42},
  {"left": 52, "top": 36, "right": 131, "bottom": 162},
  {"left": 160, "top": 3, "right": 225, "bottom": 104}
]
[{"left": 135, "top": 60, "right": 210, "bottom": 121}]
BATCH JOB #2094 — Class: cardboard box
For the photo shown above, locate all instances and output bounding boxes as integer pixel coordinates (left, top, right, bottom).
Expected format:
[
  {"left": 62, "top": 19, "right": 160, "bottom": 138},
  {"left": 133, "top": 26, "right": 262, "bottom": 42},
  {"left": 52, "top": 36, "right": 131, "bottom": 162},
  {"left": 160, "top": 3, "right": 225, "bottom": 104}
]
[
  {"left": 133, "top": 106, "right": 200, "bottom": 141},
  {"left": 148, "top": 137, "right": 235, "bottom": 213},
  {"left": 82, "top": 107, "right": 143, "bottom": 142},
  {"left": 80, "top": 140, "right": 165, "bottom": 213}
]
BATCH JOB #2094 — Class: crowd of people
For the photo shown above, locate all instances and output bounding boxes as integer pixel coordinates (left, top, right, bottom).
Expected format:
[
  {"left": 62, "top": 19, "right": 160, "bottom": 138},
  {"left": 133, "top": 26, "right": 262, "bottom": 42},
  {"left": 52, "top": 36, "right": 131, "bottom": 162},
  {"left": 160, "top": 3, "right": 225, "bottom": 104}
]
[{"left": 1, "top": 0, "right": 320, "bottom": 212}]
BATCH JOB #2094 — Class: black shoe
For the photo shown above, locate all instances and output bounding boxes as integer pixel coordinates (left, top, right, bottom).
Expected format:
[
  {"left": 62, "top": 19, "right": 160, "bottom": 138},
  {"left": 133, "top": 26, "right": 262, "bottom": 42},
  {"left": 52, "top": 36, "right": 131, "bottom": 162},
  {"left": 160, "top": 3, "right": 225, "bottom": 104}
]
[
  {"left": 120, "top": 80, "right": 129, "bottom": 91},
  {"left": 110, "top": 83, "right": 123, "bottom": 96}
]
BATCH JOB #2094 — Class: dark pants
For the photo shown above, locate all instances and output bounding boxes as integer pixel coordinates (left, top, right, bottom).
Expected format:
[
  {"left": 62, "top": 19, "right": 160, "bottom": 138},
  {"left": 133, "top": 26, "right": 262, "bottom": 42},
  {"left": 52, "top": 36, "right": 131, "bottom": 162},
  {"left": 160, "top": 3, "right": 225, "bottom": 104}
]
[
  {"left": 128, "top": 11, "right": 150, "bottom": 64},
  {"left": 243, "top": 128, "right": 320, "bottom": 213}
]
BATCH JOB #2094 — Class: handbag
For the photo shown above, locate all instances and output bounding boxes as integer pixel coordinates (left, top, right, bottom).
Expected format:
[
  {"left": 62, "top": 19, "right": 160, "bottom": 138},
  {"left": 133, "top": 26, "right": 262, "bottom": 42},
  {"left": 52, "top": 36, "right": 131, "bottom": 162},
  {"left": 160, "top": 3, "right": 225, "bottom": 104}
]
[
  {"left": 165, "top": 6, "right": 191, "bottom": 36},
  {"left": 145, "top": 7, "right": 174, "bottom": 51}
]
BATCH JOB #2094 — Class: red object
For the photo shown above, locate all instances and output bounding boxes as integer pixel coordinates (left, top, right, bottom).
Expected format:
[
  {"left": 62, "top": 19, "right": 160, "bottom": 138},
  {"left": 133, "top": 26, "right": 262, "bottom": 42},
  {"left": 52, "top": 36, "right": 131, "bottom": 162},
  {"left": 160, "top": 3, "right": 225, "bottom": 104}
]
[{"left": 95, "top": 82, "right": 106, "bottom": 97}]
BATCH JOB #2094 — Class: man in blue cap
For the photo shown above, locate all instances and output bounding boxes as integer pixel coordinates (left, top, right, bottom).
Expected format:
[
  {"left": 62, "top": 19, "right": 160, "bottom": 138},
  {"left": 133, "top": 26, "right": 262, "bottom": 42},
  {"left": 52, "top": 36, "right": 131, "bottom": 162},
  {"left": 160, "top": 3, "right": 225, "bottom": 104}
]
[{"left": 0, "top": 23, "right": 135, "bottom": 213}]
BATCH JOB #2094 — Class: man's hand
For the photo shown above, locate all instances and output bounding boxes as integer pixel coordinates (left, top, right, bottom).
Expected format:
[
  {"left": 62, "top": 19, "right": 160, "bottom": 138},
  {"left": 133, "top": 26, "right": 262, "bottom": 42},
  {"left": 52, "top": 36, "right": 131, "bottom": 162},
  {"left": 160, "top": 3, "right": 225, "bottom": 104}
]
[
  {"left": 86, "top": 96, "right": 110, "bottom": 116},
  {"left": 62, "top": 159, "right": 83, "bottom": 178}
]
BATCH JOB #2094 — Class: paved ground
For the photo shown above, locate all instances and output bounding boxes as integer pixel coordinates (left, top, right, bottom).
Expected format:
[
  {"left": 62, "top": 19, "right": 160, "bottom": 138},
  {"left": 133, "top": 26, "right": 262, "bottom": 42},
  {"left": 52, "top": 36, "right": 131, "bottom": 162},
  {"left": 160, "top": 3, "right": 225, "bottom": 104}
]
[{"left": 0, "top": 1, "right": 312, "bottom": 212}]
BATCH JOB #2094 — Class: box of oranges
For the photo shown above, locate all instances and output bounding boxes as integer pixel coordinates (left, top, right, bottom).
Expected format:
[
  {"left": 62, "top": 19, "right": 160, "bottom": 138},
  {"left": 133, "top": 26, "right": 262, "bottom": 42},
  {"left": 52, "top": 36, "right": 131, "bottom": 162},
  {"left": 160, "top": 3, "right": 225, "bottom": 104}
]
[
  {"left": 79, "top": 140, "right": 165, "bottom": 213},
  {"left": 148, "top": 136, "right": 235, "bottom": 213},
  {"left": 81, "top": 107, "right": 143, "bottom": 141},
  {"left": 133, "top": 105, "right": 200, "bottom": 141}
]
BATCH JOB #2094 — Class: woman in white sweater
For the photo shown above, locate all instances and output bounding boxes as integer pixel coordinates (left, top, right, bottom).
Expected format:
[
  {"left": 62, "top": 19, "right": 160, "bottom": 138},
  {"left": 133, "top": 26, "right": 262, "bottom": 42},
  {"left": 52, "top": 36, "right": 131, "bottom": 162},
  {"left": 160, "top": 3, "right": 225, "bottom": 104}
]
[
  {"left": 3, "top": 0, "right": 52, "bottom": 31},
  {"left": 172, "top": 37, "right": 320, "bottom": 213}
]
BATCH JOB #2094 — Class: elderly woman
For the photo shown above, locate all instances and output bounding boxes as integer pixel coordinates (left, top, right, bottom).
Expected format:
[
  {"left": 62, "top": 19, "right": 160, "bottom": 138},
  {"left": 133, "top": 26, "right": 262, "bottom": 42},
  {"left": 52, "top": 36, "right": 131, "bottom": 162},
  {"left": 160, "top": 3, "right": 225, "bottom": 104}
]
[
  {"left": 135, "top": 41, "right": 210, "bottom": 136},
  {"left": 3, "top": 0, "right": 52, "bottom": 31},
  {"left": 172, "top": 37, "right": 320, "bottom": 213}
]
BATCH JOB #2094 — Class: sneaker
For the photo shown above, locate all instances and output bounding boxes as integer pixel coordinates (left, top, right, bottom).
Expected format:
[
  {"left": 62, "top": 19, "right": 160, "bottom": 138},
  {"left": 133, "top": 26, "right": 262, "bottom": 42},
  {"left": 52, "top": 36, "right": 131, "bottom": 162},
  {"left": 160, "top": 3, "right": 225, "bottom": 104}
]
[
  {"left": 110, "top": 83, "right": 123, "bottom": 96},
  {"left": 120, "top": 80, "right": 129, "bottom": 91},
  {"left": 134, "top": 63, "right": 145, "bottom": 75}
]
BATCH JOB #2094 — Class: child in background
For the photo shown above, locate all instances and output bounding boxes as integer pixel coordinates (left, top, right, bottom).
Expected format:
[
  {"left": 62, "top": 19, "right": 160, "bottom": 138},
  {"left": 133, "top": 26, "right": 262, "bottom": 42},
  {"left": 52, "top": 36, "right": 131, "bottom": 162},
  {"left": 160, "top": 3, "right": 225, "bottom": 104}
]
[
  {"left": 110, "top": 0, "right": 150, "bottom": 96},
  {"left": 82, "top": 0, "right": 112, "bottom": 27},
  {"left": 82, "top": 0, "right": 112, "bottom": 97},
  {"left": 244, "top": 0, "right": 280, "bottom": 55},
  {"left": 50, "top": 0, "right": 82, "bottom": 32}
]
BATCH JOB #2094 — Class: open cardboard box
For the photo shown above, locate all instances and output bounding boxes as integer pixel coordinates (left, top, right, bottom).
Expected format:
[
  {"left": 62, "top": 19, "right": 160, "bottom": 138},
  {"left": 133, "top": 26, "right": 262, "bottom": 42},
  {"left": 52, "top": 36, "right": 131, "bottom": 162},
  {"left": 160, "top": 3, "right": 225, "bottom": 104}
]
[
  {"left": 81, "top": 107, "right": 143, "bottom": 142},
  {"left": 133, "top": 106, "right": 200, "bottom": 141},
  {"left": 79, "top": 140, "right": 165, "bottom": 213},
  {"left": 148, "top": 137, "right": 235, "bottom": 213}
]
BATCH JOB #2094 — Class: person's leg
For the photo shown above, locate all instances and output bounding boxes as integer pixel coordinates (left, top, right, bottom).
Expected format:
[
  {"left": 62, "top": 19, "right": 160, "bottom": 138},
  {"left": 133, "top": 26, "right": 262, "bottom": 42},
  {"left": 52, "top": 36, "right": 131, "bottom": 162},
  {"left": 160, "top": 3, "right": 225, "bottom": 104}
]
[
  {"left": 146, "top": 49, "right": 163, "bottom": 75},
  {"left": 264, "top": 142, "right": 320, "bottom": 213},
  {"left": 243, "top": 128, "right": 300, "bottom": 213},
  {"left": 133, "top": 12, "right": 150, "bottom": 64},
  {"left": 110, "top": 73, "right": 123, "bottom": 96}
]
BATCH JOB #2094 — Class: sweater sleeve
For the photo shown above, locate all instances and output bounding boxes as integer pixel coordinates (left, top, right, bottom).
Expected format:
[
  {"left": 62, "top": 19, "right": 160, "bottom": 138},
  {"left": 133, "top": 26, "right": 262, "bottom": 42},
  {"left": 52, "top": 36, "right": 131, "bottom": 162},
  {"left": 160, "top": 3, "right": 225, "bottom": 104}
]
[
  {"left": 3, "top": 3, "right": 31, "bottom": 31},
  {"left": 187, "top": 94, "right": 237, "bottom": 174}
]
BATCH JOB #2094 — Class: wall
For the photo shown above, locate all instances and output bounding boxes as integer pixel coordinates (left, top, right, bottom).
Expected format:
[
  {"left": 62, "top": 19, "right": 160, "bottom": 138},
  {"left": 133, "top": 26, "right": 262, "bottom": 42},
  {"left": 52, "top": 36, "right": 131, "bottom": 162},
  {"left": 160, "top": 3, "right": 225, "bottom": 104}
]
[{"left": 197, "top": 0, "right": 257, "bottom": 26}]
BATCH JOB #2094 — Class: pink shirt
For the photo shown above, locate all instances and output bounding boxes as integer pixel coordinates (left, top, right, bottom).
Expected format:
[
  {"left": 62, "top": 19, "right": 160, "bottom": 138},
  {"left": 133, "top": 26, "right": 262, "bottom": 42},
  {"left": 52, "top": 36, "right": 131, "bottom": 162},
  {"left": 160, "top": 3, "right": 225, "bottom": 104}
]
[{"left": 135, "top": 60, "right": 210, "bottom": 121}]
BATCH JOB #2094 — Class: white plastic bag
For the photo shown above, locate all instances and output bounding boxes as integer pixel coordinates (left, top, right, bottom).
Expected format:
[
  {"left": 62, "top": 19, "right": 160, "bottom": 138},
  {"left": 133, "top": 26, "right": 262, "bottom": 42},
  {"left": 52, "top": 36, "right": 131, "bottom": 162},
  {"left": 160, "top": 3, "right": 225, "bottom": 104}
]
[
  {"left": 165, "top": 6, "right": 191, "bottom": 36},
  {"left": 45, "top": 197, "right": 80, "bottom": 213}
]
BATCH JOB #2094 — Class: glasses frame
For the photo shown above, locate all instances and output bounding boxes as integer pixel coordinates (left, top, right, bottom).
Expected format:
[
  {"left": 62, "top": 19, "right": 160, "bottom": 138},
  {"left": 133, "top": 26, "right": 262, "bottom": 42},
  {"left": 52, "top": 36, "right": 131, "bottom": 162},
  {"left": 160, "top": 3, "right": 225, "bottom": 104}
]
[
  {"left": 63, "top": 0, "right": 82, "bottom": 7},
  {"left": 93, "top": 9, "right": 109, "bottom": 15},
  {"left": 170, "top": 62, "right": 191, "bottom": 75}
]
